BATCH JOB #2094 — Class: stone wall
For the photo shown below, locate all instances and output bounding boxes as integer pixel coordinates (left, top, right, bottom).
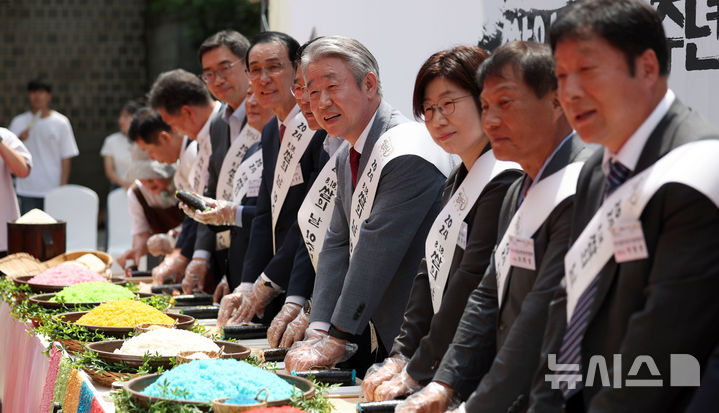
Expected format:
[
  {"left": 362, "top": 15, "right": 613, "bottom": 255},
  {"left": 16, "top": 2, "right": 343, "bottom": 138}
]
[{"left": 0, "top": 0, "right": 148, "bottom": 212}]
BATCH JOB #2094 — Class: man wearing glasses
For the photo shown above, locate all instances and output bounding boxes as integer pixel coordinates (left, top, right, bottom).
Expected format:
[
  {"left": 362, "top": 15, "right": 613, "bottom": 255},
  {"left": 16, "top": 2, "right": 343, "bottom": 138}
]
[
  {"left": 178, "top": 30, "right": 258, "bottom": 299},
  {"left": 216, "top": 31, "right": 328, "bottom": 329}
]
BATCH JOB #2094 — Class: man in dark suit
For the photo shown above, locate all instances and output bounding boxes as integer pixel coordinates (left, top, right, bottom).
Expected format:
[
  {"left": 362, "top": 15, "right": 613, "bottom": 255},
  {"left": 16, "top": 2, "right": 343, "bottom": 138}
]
[
  {"left": 283, "top": 36, "right": 449, "bottom": 376},
  {"left": 396, "top": 41, "right": 594, "bottom": 413},
  {"left": 528, "top": 1, "right": 719, "bottom": 412},
  {"left": 147, "top": 69, "right": 223, "bottom": 286},
  {"left": 216, "top": 31, "right": 328, "bottom": 327},
  {"left": 182, "top": 30, "right": 253, "bottom": 297}
]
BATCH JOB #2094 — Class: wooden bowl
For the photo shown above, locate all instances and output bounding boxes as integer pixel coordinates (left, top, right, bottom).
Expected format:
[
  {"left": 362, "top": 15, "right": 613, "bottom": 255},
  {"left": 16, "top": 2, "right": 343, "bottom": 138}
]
[
  {"left": 123, "top": 372, "right": 314, "bottom": 410},
  {"left": 29, "top": 292, "right": 155, "bottom": 309},
  {"left": 53, "top": 311, "right": 195, "bottom": 338},
  {"left": 13, "top": 275, "right": 128, "bottom": 294},
  {"left": 85, "top": 339, "right": 251, "bottom": 369},
  {"left": 43, "top": 250, "right": 113, "bottom": 273}
]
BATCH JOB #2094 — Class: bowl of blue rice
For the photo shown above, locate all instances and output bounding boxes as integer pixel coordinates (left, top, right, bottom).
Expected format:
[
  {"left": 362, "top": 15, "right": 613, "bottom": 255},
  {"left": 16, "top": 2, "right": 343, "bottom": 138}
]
[{"left": 123, "top": 359, "right": 314, "bottom": 410}]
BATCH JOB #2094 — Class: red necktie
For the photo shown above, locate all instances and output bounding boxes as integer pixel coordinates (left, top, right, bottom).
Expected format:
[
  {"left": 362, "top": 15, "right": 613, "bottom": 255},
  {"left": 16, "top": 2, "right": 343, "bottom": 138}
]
[
  {"left": 279, "top": 124, "right": 286, "bottom": 144},
  {"left": 350, "top": 147, "right": 361, "bottom": 189}
]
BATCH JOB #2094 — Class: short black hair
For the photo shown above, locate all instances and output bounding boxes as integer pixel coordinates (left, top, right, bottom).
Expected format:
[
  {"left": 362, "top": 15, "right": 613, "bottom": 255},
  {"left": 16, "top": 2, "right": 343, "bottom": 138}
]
[
  {"left": 198, "top": 30, "right": 251, "bottom": 64},
  {"left": 550, "top": 0, "right": 670, "bottom": 76},
  {"left": 28, "top": 78, "right": 52, "bottom": 93},
  {"left": 295, "top": 37, "right": 323, "bottom": 66},
  {"left": 121, "top": 98, "right": 143, "bottom": 116},
  {"left": 476, "top": 41, "right": 557, "bottom": 99},
  {"left": 127, "top": 107, "right": 171, "bottom": 145},
  {"left": 147, "top": 69, "right": 213, "bottom": 115},
  {"left": 246, "top": 31, "right": 300, "bottom": 70}
]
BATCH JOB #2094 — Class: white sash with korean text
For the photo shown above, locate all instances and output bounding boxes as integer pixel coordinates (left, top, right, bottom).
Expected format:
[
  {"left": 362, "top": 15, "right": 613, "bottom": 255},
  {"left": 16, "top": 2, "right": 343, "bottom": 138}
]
[
  {"left": 232, "top": 150, "right": 263, "bottom": 205},
  {"left": 495, "top": 162, "right": 584, "bottom": 308},
  {"left": 564, "top": 140, "right": 719, "bottom": 322},
  {"left": 216, "top": 124, "right": 261, "bottom": 201},
  {"left": 189, "top": 136, "right": 211, "bottom": 193},
  {"left": 271, "top": 112, "right": 315, "bottom": 252},
  {"left": 298, "top": 144, "right": 345, "bottom": 269},
  {"left": 427, "top": 151, "right": 520, "bottom": 312},
  {"left": 213, "top": 124, "right": 262, "bottom": 249},
  {"left": 349, "top": 122, "right": 455, "bottom": 257}
]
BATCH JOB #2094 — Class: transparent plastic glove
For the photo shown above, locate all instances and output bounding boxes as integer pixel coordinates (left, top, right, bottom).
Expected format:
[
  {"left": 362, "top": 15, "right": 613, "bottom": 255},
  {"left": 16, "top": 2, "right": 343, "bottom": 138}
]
[
  {"left": 231, "top": 277, "right": 279, "bottom": 323},
  {"left": 213, "top": 276, "right": 230, "bottom": 304},
  {"left": 117, "top": 248, "right": 143, "bottom": 270},
  {"left": 284, "top": 332, "right": 358, "bottom": 371},
  {"left": 146, "top": 233, "right": 174, "bottom": 256},
  {"left": 279, "top": 310, "right": 310, "bottom": 348},
  {"left": 446, "top": 402, "right": 466, "bottom": 413},
  {"left": 151, "top": 254, "right": 188, "bottom": 285},
  {"left": 217, "top": 292, "right": 243, "bottom": 328},
  {"left": 267, "top": 302, "right": 302, "bottom": 348},
  {"left": 182, "top": 258, "right": 209, "bottom": 294},
  {"left": 362, "top": 355, "right": 409, "bottom": 401},
  {"left": 374, "top": 366, "right": 422, "bottom": 401},
  {"left": 394, "top": 382, "right": 456, "bottom": 413},
  {"left": 179, "top": 194, "right": 238, "bottom": 226}
]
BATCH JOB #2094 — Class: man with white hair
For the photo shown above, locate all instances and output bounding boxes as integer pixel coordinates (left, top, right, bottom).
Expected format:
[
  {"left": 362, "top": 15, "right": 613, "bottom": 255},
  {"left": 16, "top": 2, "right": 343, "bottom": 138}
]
[{"left": 284, "top": 36, "right": 452, "bottom": 376}]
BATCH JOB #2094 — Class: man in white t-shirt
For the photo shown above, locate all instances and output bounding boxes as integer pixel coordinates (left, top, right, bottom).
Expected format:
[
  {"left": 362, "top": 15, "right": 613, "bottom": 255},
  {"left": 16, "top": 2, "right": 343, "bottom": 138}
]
[
  {"left": 9, "top": 79, "right": 78, "bottom": 214},
  {"left": 0, "top": 128, "right": 32, "bottom": 256},
  {"left": 101, "top": 99, "right": 142, "bottom": 191}
]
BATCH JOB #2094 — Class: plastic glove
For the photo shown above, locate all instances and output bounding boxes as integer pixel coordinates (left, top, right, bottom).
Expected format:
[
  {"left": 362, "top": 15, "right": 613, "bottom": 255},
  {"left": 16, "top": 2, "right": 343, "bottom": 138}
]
[
  {"left": 284, "top": 331, "right": 358, "bottom": 371},
  {"left": 279, "top": 310, "right": 310, "bottom": 348},
  {"left": 117, "top": 248, "right": 143, "bottom": 270},
  {"left": 362, "top": 355, "right": 409, "bottom": 401},
  {"left": 182, "top": 258, "right": 209, "bottom": 294},
  {"left": 374, "top": 366, "right": 422, "bottom": 401},
  {"left": 180, "top": 194, "right": 238, "bottom": 226},
  {"left": 231, "top": 277, "right": 279, "bottom": 323},
  {"left": 147, "top": 233, "right": 175, "bottom": 256},
  {"left": 446, "top": 402, "right": 466, "bottom": 413},
  {"left": 217, "top": 292, "right": 243, "bottom": 328},
  {"left": 267, "top": 302, "right": 302, "bottom": 348},
  {"left": 213, "top": 276, "right": 230, "bottom": 304},
  {"left": 151, "top": 253, "right": 188, "bottom": 285},
  {"left": 394, "top": 382, "right": 456, "bottom": 413}
]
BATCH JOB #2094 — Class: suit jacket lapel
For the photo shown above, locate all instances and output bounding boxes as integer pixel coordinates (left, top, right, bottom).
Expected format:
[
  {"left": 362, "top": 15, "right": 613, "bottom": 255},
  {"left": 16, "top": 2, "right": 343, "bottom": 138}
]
[
  {"left": 358, "top": 100, "right": 393, "bottom": 179},
  {"left": 586, "top": 101, "right": 687, "bottom": 324}
]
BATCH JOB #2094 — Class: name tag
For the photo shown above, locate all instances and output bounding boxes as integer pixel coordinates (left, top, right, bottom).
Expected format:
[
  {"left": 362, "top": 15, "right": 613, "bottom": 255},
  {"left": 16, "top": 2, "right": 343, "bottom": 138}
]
[
  {"left": 291, "top": 163, "right": 304, "bottom": 186},
  {"left": 509, "top": 235, "right": 536, "bottom": 270},
  {"left": 611, "top": 220, "right": 648, "bottom": 263},
  {"left": 457, "top": 221, "right": 468, "bottom": 250},
  {"left": 247, "top": 178, "right": 261, "bottom": 198},
  {"left": 216, "top": 230, "right": 231, "bottom": 250}
]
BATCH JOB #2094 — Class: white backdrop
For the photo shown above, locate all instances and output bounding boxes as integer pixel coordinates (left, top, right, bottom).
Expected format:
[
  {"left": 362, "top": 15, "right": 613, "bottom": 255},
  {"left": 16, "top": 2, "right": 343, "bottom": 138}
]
[{"left": 269, "top": 0, "right": 718, "bottom": 121}]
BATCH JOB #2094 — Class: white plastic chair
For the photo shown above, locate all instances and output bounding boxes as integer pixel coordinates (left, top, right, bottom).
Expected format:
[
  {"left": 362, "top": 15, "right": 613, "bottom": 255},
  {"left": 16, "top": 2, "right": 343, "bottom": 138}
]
[
  {"left": 106, "top": 188, "right": 133, "bottom": 273},
  {"left": 45, "top": 184, "right": 99, "bottom": 252}
]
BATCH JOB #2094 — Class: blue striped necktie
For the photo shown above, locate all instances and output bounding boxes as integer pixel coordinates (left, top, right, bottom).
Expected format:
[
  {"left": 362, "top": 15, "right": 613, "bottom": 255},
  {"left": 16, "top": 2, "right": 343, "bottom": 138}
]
[{"left": 557, "top": 159, "right": 631, "bottom": 398}]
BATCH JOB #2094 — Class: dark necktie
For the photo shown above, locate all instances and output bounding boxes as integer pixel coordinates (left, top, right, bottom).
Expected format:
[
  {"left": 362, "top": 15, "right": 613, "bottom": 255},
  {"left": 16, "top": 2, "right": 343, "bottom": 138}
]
[
  {"left": 605, "top": 159, "right": 630, "bottom": 197},
  {"left": 557, "top": 158, "right": 631, "bottom": 398},
  {"left": 279, "top": 124, "right": 286, "bottom": 144},
  {"left": 350, "top": 147, "right": 361, "bottom": 189}
]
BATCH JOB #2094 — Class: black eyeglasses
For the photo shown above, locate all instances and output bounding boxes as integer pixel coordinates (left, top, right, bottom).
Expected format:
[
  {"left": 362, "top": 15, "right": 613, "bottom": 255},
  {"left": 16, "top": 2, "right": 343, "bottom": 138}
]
[
  {"left": 422, "top": 95, "right": 472, "bottom": 121},
  {"left": 200, "top": 61, "right": 241, "bottom": 83}
]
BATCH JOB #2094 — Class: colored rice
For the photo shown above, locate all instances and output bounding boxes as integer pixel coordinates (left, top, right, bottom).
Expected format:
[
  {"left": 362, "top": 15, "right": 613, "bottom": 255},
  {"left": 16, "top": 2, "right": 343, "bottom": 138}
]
[
  {"left": 142, "top": 359, "right": 294, "bottom": 402},
  {"left": 29, "top": 262, "right": 107, "bottom": 286},
  {"left": 75, "top": 299, "right": 174, "bottom": 327},
  {"left": 114, "top": 327, "right": 219, "bottom": 357},
  {"left": 50, "top": 282, "right": 135, "bottom": 303}
]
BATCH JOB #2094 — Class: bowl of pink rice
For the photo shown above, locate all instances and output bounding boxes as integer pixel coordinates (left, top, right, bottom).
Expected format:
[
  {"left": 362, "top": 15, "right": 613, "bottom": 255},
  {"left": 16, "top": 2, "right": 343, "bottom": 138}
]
[{"left": 13, "top": 262, "right": 121, "bottom": 293}]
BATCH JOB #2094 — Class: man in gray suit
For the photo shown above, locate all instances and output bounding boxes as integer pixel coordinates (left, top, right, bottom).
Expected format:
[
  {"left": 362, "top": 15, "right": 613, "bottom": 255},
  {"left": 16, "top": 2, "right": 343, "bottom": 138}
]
[
  {"left": 284, "top": 36, "right": 447, "bottom": 375},
  {"left": 529, "top": 1, "right": 719, "bottom": 412},
  {"left": 396, "top": 41, "right": 594, "bottom": 413},
  {"left": 183, "top": 30, "right": 253, "bottom": 297}
]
